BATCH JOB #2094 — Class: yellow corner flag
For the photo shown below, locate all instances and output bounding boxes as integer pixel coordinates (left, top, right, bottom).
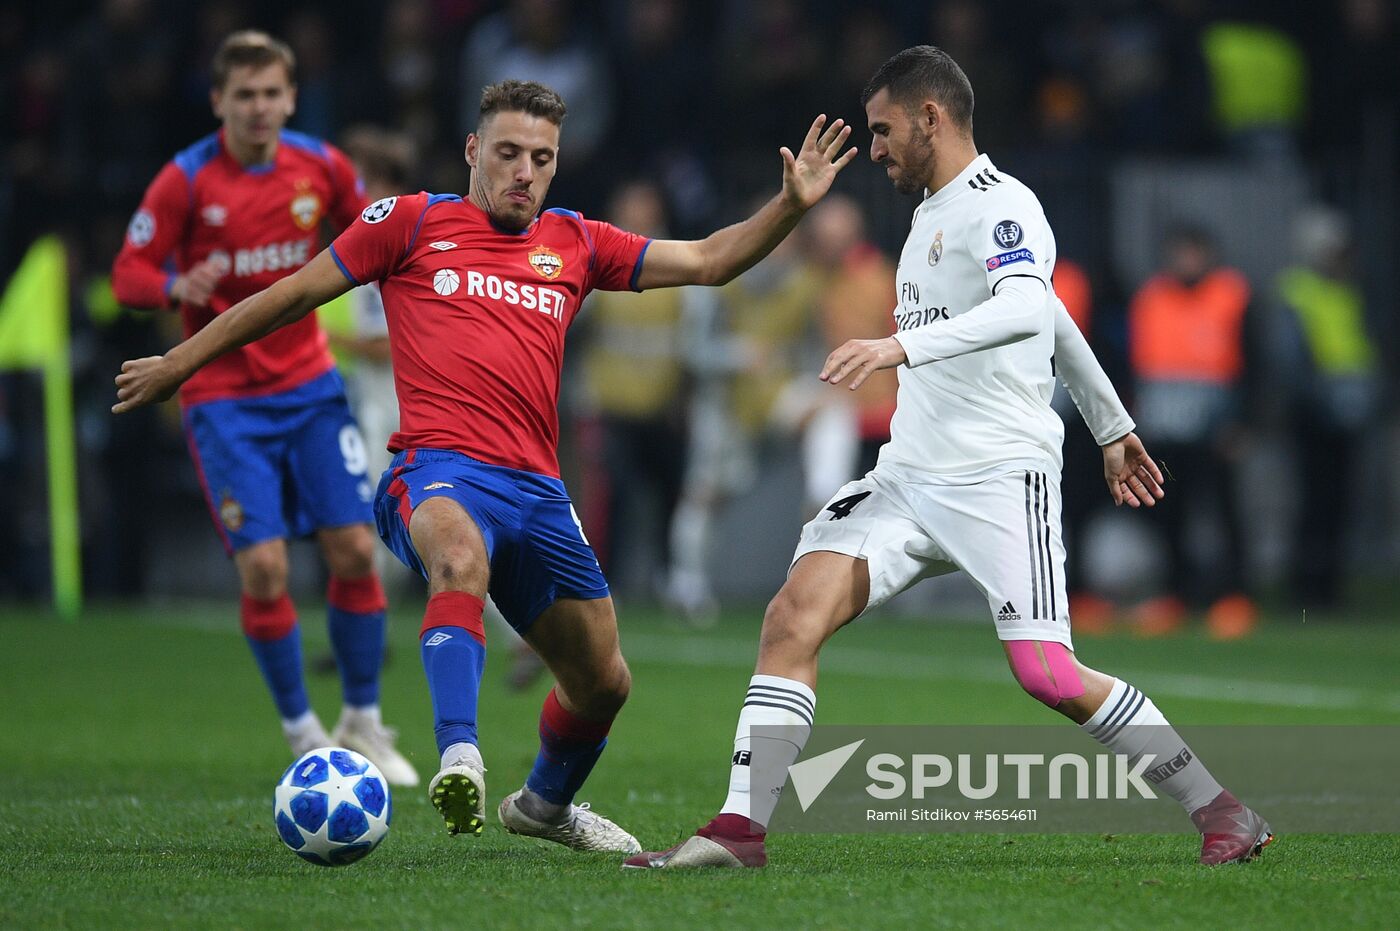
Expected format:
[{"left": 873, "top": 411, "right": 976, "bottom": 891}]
[{"left": 0, "top": 234, "right": 81, "bottom": 618}]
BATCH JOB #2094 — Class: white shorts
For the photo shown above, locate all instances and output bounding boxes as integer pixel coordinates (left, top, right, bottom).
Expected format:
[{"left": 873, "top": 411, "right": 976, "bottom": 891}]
[{"left": 792, "top": 468, "right": 1072, "bottom": 647}]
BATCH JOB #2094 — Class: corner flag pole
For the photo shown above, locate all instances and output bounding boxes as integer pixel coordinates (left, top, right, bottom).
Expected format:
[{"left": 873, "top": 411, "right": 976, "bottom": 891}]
[{"left": 0, "top": 235, "right": 82, "bottom": 618}]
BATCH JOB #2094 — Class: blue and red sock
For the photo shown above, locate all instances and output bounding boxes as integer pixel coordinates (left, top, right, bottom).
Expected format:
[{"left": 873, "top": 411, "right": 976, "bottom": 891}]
[
  {"left": 242, "top": 593, "right": 309, "bottom": 720},
  {"left": 419, "top": 591, "right": 487, "bottom": 755},
  {"left": 327, "top": 574, "right": 388, "bottom": 707},
  {"left": 525, "top": 688, "right": 614, "bottom": 807}
]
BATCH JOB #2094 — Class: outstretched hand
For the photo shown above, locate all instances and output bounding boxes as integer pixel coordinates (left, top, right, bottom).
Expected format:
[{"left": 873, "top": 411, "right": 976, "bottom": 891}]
[
  {"left": 112, "top": 356, "right": 185, "bottom": 414},
  {"left": 1102, "top": 431, "right": 1165, "bottom": 507},
  {"left": 781, "top": 114, "right": 859, "bottom": 211},
  {"left": 820, "top": 336, "right": 907, "bottom": 390}
]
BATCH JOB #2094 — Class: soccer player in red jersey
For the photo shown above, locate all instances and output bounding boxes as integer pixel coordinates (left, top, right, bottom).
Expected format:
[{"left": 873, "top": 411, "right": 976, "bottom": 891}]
[
  {"left": 114, "top": 79, "right": 857, "bottom": 853},
  {"left": 111, "top": 31, "right": 416, "bottom": 786}
]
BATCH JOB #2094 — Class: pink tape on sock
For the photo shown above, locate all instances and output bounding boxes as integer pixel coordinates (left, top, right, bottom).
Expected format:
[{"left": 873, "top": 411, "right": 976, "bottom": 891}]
[{"left": 1007, "top": 640, "right": 1085, "bottom": 707}]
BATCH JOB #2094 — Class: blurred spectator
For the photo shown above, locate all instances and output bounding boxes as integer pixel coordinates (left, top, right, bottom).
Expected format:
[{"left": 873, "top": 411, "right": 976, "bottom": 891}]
[
  {"left": 1089, "top": 1, "right": 1213, "bottom": 154},
  {"left": 803, "top": 194, "right": 896, "bottom": 509},
  {"left": 1276, "top": 206, "right": 1378, "bottom": 609},
  {"left": 576, "top": 180, "right": 692, "bottom": 602},
  {"left": 1310, "top": 0, "right": 1396, "bottom": 153},
  {"left": 1050, "top": 257, "right": 1116, "bottom": 632},
  {"left": 460, "top": 0, "right": 613, "bottom": 212},
  {"left": 928, "top": 0, "right": 1029, "bottom": 153},
  {"left": 1127, "top": 226, "right": 1257, "bottom": 638},
  {"left": 379, "top": 0, "right": 446, "bottom": 151},
  {"left": 326, "top": 126, "right": 418, "bottom": 482},
  {"left": 1201, "top": 19, "right": 1308, "bottom": 159},
  {"left": 715, "top": 0, "right": 822, "bottom": 190},
  {"left": 2, "top": 1, "right": 1400, "bottom": 606},
  {"left": 666, "top": 221, "right": 821, "bottom": 622},
  {"left": 606, "top": 0, "right": 717, "bottom": 235},
  {"left": 64, "top": 0, "right": 177, "bottom": 215},
  {"left": 281, "top": 10, "right": 339, "bottom": 139}
]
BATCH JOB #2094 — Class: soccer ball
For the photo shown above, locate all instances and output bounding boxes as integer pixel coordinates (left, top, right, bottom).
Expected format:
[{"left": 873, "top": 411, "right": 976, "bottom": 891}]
[{"left": 273, "top": 747, "right": 391, "bottom": 866}]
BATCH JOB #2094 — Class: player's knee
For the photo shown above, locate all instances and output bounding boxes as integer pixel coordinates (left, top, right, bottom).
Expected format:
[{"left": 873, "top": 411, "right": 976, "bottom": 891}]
[
  {"left": 324, "top": 531, "right": 377, "bottom": 580},
  {"left": 423, "top": 546, "right": 486, "bottom": 595},
  {"left": 572, "top": 655, "right": 630, "bottom": 719},
  {"left": 1006, "top": 640, "right": 1085, "bottom": 708},
  {"left": 759, "top": 588, "right": 829, "bottom": 656},
  {"left": 237, "top": 547, "right": 288, "bottom": 600}
]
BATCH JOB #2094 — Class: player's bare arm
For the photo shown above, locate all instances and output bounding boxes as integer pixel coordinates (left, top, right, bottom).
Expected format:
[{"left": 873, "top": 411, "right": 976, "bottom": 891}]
[
  {"left": 112, "top": 249, "right": 351, "bottom": 413},
  {"left": 636, "top": 114, "right": 858, "bottom": 290}
]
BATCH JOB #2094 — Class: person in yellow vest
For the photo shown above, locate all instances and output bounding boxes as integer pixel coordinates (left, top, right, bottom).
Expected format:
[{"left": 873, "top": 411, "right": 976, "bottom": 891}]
[
  {"left": 1128, "top": 226, "right": 1257, "bottom": 638},
  {"left": 1277, "top": 205, "right": 1377, "bottom": 609},
  {"left": 577, "top": 180, "right": 693, "bottom": 606}
]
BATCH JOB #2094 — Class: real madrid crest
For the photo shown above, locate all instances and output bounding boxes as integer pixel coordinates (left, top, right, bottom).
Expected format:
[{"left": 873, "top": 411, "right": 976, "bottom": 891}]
[
  {"left": 219, "top": 490, "right": 245, "bottom": 532},
  {"left": 290, "top": 180, "right": 322, "bottom": 231},
  {"left": 528, "top": 245, "right": 564, "bottom": 280},
  {"left": 928, "top": 229, "right": 944, "bottom": 266}
]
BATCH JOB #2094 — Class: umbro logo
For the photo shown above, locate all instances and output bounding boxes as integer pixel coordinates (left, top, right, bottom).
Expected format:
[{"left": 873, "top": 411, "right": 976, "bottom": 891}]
[
  {"left": 997, "top": 601, "right": 1022, "bottom": 621},
  {"left": 424, "top": 632, "right": 453, "bottom": 647},
  {"left": 429, "top": 241, "right": 457, "bottom": 251},
  {"left": 424, "top": 481, "right": 454, "bottom": 490},
  {"left": 967, "top": 170, "right": 1002, "bottom": 192}
]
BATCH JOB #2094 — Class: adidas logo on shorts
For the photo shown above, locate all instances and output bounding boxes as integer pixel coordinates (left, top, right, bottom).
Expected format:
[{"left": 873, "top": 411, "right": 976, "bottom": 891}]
[{"left": 997, "top": 601, "right": 1022, "bottom": 622}]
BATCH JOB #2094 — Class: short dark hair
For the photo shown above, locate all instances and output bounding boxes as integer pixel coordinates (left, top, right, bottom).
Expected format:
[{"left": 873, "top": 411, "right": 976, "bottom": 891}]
[
  {"left": 212, "top": 30, "right": 296, "bottom": 89},
  {"left": 478, "top": 80, "right": 567, "bottom": 127},
  {"left": 861, "top": 45, "right": 974, "bottom": 132}
]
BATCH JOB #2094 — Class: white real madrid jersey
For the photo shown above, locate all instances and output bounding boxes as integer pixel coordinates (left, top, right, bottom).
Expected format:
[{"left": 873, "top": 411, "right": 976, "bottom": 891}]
[{"left": 882, "top": 153, "right": 1070, "bottom": 484}]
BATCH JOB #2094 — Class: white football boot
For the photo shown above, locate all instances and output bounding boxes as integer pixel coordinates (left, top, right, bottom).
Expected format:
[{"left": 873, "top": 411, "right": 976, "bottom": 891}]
[
  {"left": 283, "top": 712, "right": 332, "bottom": 758},
  {"left": 499, "top": 790, "right": 642, "bottom": 854},
  {"left": 429, "top": 746, "right": 487, "bottom": 837},
  {"left": 332, "top": 708, "right": 420, "bottom": 787}
]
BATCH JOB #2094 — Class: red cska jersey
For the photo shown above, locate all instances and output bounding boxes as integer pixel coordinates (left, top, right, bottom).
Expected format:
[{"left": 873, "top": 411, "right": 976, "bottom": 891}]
[
  {"left": 329, "top": 193, "right": 651, "bottom": 477},
  {"left": 113, "top": 128, "right": 365, "bottom": 405}
]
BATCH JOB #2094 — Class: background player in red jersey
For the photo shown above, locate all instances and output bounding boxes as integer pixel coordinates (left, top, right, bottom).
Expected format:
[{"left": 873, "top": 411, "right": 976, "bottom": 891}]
[
  {"left": 114, "top": 79, "right": 857, "bottom": 854},
  {"left": 110, "top": 31, "right": 416, "bottom": 786}
]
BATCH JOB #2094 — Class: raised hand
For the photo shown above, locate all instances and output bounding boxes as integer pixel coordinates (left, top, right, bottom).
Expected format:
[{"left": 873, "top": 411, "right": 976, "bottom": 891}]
[
  {"left": 781, "top": 114, "right": 859, "bottom": 211},
  {"left": 1102, "top": 431, "right": 1165, "bottom": 508}
]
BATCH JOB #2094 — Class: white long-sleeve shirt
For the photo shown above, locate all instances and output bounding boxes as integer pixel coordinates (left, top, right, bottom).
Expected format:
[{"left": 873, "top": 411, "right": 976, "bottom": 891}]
[{"left": 883, "top": 154, "right": 1131, "bottom": 484}]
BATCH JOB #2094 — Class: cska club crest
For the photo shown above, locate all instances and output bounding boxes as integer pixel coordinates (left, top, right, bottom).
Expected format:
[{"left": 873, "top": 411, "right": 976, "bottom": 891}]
[
  {"left": 290, "top": 181, "right": 322, "bottom": 231},
  {"left": 219, "top": 491, "right": 245, "bottom": 532},
  {"left": 528, "top": 246, "right": 564, "bottom": 280},
  {"left": 929, "top": 229, "right": 944, "bottom": 266}
]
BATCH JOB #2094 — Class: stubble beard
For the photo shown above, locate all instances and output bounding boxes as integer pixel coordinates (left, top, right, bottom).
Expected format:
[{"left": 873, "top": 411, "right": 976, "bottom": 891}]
[{"left": 893, "top": 130, "right": 935, "bottom": 196}]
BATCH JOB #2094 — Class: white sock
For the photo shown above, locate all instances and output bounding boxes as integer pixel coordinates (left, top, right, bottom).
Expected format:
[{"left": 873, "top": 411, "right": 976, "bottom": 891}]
[
  {"left": 1082, "top": 679, "right": 1223, "bottom": 815},
  {"left": 440, "top": 741, "right": 484, "bottom": 772},
  {"left": 282, "top": 709, "right": 322, "bottom": 737},
  {"left": 719, "top": 675, "right": 816, "bottom": 831},
  {"left": 340, "top": 704, "right": 381, "bottom": 726}
]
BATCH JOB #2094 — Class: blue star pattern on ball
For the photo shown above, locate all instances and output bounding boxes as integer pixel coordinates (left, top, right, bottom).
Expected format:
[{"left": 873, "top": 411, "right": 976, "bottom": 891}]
[{"left": 274, "top": 747, "right": 391, "bottom": 867}]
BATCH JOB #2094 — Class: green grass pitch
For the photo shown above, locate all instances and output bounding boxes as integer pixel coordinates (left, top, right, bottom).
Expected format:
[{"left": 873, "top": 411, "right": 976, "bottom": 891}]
[{"left": 3, "top": 603, "right": 1399, "bottom": 928}]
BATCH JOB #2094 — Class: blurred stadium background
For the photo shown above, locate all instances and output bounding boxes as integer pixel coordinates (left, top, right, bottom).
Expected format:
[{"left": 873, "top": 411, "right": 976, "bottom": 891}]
[{"left": 1, "top": 0, "right": 1397, "bottom": 618}]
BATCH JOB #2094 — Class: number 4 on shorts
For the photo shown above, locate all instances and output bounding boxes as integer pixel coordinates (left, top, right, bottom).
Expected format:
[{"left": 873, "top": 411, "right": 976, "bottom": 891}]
[{"left": 825, "top": 491, "right": 871, "bottom": 521}]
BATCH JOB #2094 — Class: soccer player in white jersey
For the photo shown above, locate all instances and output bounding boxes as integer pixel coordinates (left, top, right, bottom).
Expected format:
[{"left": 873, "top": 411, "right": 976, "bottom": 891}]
[{"left": 627, "top": 45, "right": 1271, "bottom": 870}]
